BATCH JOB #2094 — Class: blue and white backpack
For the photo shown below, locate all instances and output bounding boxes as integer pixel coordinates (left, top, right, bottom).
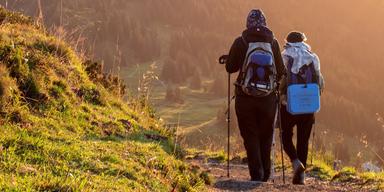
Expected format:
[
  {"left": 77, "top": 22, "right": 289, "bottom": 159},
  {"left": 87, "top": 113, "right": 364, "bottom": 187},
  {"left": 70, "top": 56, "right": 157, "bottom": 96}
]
[
  {"left": 286, "top": 57, "right": 321, "bottom": 115},
  {"left": 240, "top": 40, "right": 277, "bottom": 97}
]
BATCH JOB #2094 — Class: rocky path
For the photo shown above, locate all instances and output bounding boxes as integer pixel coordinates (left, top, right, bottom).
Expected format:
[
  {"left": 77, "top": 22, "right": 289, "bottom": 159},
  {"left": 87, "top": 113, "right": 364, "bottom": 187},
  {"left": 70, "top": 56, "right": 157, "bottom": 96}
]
[{"left": 188, "top": 159, "right": 379, "bottom": 192}]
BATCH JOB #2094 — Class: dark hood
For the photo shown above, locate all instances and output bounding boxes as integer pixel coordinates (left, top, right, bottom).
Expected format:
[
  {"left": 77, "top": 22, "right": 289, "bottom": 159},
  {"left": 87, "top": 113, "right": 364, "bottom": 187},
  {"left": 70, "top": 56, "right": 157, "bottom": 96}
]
[{"left": 242, "top": 26, "right": 274, "bottom": 44}]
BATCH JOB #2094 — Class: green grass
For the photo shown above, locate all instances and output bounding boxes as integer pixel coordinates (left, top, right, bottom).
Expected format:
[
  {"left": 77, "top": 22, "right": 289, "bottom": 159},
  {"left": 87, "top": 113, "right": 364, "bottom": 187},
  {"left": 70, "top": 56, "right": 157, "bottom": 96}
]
[
  {"left": 306, "top": 152, "right": 384, "bottom": 190},
  {"left": 0, "top": 8, "right": 206, "bottom": 191},
  {"left": 330, "top": 167, "right": 384, "bottom": 190},
  {"left": 153, "top": 86, "right": 225, "bottom": 127},
  {"left": 119, "top": 61, "right": 225, "bottom": 128},
  {"left": 119, "top": 61, "right": 233, "bottom": 150},
  {"left": 306, "top": 151, "right": 337, "bottom": 180},
  {"left": 360, "top": 172, "right": 384, "bottom": 190},
  {"left": 117, "top": 68, "right": 240, "bottom": 154},
  {"left": 185, "top": 148, "right": 227, "bottom": 163}
]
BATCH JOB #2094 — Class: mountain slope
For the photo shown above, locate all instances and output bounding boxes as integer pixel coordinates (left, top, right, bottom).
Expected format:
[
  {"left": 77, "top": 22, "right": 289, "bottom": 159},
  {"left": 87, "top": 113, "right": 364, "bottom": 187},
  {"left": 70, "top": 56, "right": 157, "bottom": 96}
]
[
  {"left": 0, "top": 8, "right": 205, "bottom": 191},
  {"left": 5, "top": 0, "right": 384, "bottom": 167}
]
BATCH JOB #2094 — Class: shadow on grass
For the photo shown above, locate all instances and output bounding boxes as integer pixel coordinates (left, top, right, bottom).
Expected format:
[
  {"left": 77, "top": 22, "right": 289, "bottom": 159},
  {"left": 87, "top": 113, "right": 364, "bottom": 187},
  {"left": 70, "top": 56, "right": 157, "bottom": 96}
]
[{"left": 82, "top": 131, "right": 176, "bottom": 156}]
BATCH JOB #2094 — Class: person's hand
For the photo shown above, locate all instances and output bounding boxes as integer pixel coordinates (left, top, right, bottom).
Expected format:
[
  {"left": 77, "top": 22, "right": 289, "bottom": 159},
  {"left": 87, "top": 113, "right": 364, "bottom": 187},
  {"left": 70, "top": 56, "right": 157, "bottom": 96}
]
[{"left": 219, "top": 55, "right": 229, "bottom": 64}]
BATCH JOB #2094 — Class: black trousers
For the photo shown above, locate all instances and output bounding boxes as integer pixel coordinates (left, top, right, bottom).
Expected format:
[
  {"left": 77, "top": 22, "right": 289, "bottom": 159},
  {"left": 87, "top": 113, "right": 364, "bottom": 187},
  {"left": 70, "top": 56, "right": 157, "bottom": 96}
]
[
  {"left": 281, "top": 106, "right": 314, "bottom": 167},
  {"left": 235, "top": 94, "right": 276, "bottom": 181}
]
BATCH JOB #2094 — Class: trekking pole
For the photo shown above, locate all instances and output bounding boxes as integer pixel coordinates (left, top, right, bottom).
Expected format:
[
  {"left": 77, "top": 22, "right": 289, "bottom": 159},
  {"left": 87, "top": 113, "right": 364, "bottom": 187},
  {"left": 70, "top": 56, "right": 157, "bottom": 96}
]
[
  {"left": 219, "top": 55, "right": 231, "bottom": 178},
  {"left": 271, "top": 108, "right": 279, "bottom": 183},
  {"left": 227, "top": 72, "right": 231, "bottom": 178},
  {"left": 276, "top": 83, "right": 286, "bottom": 184}
]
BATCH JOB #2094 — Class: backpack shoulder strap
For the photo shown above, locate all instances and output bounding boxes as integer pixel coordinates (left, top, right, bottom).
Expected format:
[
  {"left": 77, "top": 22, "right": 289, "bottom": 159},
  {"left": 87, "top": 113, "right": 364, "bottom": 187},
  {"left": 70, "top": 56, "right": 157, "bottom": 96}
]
[{"left": 241, "top": 36, "right": 248, "bottom": 47}]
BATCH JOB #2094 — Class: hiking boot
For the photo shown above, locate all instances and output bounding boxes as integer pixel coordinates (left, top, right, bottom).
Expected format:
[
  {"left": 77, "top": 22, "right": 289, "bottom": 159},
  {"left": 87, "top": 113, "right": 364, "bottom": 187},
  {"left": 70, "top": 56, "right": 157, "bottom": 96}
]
[
  {"left": 292, "top": 159, "right": 305, "bottom": 185},
  {"left": 298, "top": 171, "right": 305, "bottom": 185}
]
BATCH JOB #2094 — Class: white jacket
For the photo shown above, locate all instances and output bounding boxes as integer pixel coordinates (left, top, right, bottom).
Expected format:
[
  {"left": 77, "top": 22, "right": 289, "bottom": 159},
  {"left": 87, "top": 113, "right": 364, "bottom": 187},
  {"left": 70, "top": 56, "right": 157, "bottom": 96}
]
[{"left": 282, "top": 42, "right": 324, "bottom": 89}]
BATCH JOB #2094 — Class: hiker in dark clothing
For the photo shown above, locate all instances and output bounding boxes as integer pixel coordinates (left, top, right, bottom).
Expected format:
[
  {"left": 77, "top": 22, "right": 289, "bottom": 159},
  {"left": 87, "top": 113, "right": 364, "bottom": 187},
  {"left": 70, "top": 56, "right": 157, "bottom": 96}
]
[
  {"left": 280, "top": 31, "right": 324, "bottom": 185},
  {"left": 225, "top": 9, "right": 286, "bottom": 182}
]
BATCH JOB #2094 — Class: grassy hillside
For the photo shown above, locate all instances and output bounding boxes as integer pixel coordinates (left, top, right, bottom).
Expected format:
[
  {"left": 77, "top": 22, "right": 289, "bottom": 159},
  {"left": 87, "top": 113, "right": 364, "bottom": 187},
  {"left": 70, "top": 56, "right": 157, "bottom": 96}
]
[
  {"left": 5, "top": 0, "right": 384, "bottom": 167},
  {"left": 0, "top": 8, "right": 206, "bottom": 191}
]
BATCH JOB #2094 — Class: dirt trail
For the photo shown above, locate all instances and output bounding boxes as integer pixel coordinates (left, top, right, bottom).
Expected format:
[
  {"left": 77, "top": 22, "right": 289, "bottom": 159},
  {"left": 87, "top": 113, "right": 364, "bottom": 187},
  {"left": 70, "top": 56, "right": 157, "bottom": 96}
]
[{"left": 189, "top": 159, "right": 377, "bottom": 192}]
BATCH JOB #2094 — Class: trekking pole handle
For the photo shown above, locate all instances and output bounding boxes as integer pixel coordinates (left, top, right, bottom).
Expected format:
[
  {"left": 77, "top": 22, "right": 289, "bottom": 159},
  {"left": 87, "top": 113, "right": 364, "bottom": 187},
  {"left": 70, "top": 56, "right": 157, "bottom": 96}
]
[{"left": 219, "top": 55, "right": 229, "bottom": 65}]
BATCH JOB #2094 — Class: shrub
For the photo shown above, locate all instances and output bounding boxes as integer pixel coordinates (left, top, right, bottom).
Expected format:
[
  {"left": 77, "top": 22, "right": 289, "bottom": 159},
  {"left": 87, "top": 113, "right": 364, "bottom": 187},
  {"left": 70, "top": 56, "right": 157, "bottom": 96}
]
[
  {"left": 199, "top": 171, "right": 213, "bottom": 185},
  {"left": 0, "top": 7, "right": 34, "bottom": 26},
  {"left": 76, "top": 86, "right": 104, "bottom": 105},
  {"left": 0, "top": 65, "right": 11, "bottom": 99},
  {"left": 83, "top": 60, "right": 126, "bottom": 97}
]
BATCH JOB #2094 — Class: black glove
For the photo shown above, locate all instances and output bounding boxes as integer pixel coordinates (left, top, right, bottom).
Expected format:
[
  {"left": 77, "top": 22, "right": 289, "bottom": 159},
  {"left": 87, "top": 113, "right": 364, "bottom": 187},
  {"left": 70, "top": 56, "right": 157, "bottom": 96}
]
[{"left": 219, "top": 55, "right": 229, "bottom": 65}]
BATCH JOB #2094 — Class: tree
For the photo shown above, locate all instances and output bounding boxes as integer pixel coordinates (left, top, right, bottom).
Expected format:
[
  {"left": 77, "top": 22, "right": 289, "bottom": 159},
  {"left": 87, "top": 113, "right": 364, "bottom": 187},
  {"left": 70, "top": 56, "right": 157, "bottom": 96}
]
[
  {"left": 210, "top": 72, "right": 226, "bottom": 97},
  {"left": 160, "top": 59, "right": 181, "bottom": 84},
  {"left": 165, "top": 85, "right": 184, "bottom": 104},
  {"left": 189, "top": 70, "right": 202, "bottom": 90}
]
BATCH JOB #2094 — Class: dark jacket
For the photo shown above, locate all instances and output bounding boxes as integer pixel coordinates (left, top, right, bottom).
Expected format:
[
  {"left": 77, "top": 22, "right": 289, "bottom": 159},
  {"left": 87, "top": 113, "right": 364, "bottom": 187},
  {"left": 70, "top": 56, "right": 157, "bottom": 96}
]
[{"left": 226, "top": 26, "right": 286, "bottom": 96}]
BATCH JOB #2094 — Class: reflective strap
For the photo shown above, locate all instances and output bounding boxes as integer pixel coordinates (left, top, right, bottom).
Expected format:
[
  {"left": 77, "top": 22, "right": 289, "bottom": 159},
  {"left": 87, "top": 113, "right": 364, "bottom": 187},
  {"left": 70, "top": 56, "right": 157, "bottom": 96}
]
[
  {"left": 256, "top": 84, "right": 268, "bottom": 89},
  {"left": 256, "top": 87, "right": 270, "bottom": 93}
]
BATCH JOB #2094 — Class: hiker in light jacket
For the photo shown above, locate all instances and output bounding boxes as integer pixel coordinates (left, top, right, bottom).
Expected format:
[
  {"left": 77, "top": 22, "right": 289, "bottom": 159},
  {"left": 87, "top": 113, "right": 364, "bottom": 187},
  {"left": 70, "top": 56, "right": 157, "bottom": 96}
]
[
  {"left": 280, "top": 31, "right": 324, "bottom": 185},
  {"left": 225, "top": 9, "right": 286, "bottom": 182}
]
